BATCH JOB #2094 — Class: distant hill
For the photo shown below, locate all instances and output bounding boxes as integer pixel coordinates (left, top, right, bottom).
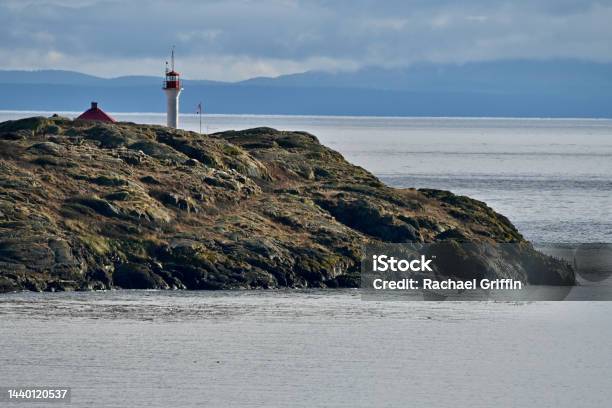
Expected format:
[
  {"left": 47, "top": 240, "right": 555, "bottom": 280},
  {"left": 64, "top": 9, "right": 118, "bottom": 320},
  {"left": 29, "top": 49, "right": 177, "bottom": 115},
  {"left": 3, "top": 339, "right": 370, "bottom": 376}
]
[
  {"left": 1, "top": 60, "right": 611, "bottom": 117},
  {"left": 241, "top": 60, "right": 612, "bottom": 94}
]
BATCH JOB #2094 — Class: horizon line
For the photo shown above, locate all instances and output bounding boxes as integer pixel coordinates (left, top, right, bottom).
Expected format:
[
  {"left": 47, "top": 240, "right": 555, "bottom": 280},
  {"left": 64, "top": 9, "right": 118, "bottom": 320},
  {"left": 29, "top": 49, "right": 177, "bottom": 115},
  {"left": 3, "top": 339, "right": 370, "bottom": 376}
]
[{"left": 2, "top": 109, "right": 612, "bottom": 122}]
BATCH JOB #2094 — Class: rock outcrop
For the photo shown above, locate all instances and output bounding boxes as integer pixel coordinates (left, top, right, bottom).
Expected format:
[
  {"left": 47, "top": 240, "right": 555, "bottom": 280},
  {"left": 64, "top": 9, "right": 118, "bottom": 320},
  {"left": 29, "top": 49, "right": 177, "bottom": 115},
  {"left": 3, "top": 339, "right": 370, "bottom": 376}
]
[{"left": 0, "top": 116, "right": 574, "bottom": 292}]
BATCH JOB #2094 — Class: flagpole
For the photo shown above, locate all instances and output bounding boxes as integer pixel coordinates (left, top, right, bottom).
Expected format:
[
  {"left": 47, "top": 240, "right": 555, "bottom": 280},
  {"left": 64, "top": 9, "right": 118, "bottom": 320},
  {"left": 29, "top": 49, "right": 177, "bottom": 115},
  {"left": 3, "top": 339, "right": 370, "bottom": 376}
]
[{"left": 197, "top": 102, "right": 202, "bottom": 135}]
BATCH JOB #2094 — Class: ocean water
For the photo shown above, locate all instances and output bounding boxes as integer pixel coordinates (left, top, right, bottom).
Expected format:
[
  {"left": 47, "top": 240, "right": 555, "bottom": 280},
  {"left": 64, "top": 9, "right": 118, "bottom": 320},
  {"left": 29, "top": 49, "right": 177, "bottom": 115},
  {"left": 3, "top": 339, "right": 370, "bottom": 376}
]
[
  {"left": 1, "top": 291, "right": 611, "bottom": 408},
  {"left": 1, "top": 111, "right": 611, "bottom": 407}
]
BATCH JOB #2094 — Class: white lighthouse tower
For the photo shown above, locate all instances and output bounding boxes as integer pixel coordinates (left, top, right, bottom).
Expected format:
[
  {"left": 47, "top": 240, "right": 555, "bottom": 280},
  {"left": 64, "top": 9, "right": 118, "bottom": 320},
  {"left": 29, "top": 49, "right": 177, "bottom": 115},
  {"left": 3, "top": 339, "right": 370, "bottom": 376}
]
[{"left": 163, "top": 47, "right": 183, "bottom": 128}]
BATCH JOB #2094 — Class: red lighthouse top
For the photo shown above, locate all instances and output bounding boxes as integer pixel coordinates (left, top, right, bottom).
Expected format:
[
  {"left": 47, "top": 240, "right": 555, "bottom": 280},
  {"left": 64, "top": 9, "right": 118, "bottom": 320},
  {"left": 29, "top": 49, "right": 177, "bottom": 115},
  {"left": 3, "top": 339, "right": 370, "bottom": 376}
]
[
  {"left": 163, "top": 47, "right": 181, "bottom": 89},
  {"left": 76, "top": 102, "right": 116, "bottom": 122}
]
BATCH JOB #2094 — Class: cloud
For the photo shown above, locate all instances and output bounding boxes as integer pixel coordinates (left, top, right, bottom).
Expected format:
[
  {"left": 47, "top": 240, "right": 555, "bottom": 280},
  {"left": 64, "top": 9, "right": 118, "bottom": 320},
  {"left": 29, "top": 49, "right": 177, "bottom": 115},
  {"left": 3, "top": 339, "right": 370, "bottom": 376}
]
[
  {"left": 0, "top": 48, "right": 359, "bottom": 81},
  {"left": 1, "top": 0, "right": 611, "bottom": 80}
]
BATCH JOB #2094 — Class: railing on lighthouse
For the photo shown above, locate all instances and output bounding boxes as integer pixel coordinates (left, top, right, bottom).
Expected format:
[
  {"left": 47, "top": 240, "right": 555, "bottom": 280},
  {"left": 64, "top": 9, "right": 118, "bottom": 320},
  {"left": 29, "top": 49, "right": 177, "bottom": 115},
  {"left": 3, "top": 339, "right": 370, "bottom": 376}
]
[{"left": 163, "top": 71, "right": 180, "bottom": 89}]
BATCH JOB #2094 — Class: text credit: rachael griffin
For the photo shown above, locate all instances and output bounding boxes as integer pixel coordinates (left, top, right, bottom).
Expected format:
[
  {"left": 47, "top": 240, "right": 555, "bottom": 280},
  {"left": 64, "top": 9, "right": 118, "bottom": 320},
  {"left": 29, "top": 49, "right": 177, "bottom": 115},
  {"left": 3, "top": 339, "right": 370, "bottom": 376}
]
[{"left": 360, "top": 243, "right": 524, "bottom": 300}]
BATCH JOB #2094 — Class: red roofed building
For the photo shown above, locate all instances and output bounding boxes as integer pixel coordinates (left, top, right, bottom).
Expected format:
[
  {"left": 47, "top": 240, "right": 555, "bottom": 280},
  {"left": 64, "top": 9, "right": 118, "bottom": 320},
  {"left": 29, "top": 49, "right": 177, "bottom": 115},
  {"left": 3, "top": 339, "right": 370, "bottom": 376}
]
[{"left": 76, "top": 102, "right": 116, "bottom": 123}]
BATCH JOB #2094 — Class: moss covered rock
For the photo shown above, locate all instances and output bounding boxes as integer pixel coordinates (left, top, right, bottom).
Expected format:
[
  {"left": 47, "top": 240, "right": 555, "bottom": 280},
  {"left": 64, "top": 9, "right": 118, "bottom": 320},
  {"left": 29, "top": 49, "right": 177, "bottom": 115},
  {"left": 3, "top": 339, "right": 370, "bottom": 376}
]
[{"left": 0, "top": 117, "right": 574, "bottom": 292}]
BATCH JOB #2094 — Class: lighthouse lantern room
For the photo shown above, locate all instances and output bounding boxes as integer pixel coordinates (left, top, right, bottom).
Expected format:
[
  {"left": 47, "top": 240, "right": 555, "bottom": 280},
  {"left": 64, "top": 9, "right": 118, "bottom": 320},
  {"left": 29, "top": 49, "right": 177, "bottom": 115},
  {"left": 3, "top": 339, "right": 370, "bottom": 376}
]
[{"left": 163, "top": 47, "right": 183, "bottom": 128}]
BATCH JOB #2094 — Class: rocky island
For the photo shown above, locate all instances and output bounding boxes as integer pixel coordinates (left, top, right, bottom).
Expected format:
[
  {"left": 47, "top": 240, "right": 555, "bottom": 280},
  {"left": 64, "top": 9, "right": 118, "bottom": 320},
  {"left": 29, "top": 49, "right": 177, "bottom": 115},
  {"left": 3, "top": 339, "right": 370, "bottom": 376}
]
[{"left": 0, "top": 116, "right": 574, "bottom": 292}]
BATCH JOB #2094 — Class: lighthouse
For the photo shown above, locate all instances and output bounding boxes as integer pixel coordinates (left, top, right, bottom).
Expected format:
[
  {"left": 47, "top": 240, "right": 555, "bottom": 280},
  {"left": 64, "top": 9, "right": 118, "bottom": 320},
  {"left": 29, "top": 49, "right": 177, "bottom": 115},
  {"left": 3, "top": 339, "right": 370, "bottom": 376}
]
[{"left": 163, "top": 47, "right": 183, "bottom": 128}]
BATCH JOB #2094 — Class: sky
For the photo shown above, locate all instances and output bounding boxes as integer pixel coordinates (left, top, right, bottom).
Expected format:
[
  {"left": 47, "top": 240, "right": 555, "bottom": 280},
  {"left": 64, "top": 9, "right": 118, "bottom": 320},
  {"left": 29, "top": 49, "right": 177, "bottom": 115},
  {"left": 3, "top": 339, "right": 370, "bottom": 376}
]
[{"left": 1, "top": 0, "right": 612, "bottom": 81}]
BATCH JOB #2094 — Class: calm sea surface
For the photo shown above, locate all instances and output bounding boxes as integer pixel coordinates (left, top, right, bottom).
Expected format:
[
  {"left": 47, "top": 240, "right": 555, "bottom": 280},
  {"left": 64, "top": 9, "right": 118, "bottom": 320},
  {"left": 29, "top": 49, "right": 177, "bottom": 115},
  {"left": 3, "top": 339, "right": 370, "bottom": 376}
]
[{"left": 1, "top": 112, "right": 611, "bottom": 407}]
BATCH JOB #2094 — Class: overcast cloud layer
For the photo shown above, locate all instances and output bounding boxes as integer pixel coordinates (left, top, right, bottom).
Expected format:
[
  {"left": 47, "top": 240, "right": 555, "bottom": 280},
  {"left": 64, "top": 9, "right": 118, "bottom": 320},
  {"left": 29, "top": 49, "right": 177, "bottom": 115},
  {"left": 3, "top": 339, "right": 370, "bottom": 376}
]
[{"left": 1, "top": 0, "right": 612, "bottom": 81}]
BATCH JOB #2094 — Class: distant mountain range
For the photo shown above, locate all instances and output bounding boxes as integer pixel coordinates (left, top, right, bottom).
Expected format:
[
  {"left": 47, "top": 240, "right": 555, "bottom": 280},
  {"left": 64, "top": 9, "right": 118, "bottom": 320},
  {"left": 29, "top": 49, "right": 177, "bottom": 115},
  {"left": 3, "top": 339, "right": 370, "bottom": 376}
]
[{"left": 1, "top": 59, "right": 611, "bottom": 117}]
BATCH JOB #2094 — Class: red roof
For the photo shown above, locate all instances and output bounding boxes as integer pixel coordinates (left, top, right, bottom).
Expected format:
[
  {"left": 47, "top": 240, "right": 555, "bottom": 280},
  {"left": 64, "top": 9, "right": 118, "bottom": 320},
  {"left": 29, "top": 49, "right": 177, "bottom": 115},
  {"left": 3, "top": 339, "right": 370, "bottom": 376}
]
[
  {"left": 76, "top": 102, "right": 116, "bottom": 123},
  {"left": 166, "top": 70, "right": 180, "bottom": 76}
]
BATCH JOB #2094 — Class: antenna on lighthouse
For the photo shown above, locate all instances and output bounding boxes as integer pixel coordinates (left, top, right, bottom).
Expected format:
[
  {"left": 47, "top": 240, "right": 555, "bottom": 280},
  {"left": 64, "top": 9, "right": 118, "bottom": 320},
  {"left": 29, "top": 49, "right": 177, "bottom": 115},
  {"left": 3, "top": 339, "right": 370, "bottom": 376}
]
[{"left": 171, "top": 45, "right": 175, "bottom": 72}]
